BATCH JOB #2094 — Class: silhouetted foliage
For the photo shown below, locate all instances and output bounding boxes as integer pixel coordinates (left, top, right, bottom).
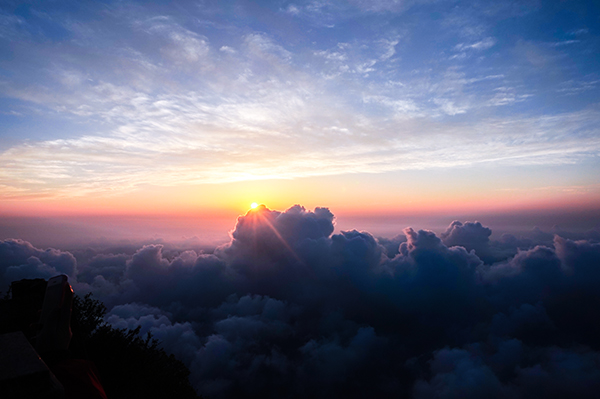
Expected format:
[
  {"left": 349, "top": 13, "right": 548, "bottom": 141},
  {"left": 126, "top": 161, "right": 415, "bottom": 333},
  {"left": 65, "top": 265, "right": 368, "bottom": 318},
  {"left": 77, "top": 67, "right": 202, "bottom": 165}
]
[
  {"left": 71, "top": 293, "right": 106, "bottom": 340},
  {"left": 71, "top": 294, "right": 201, "bottom": 399}
]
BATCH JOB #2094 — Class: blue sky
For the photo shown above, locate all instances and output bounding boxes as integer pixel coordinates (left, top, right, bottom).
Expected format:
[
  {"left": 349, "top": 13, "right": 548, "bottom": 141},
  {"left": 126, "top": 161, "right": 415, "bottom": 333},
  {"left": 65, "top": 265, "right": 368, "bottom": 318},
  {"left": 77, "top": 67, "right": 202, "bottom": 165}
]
[{"left": 0, "top": 0, "right": 599, "bottom": 222}]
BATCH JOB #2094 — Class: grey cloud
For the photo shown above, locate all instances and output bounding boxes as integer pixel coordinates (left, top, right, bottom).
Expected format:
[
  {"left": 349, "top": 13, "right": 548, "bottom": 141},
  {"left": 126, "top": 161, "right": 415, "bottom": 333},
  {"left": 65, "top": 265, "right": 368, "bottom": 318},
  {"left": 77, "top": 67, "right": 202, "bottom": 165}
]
[
  {"left": 414, "top": 347, "right": 511, "bottom": 399},
  {"left": 4, "top": 207, "right": 600, "bottom": 398},
  {"left": 0, "top": 238, "right": 77, "bottom": 290}
]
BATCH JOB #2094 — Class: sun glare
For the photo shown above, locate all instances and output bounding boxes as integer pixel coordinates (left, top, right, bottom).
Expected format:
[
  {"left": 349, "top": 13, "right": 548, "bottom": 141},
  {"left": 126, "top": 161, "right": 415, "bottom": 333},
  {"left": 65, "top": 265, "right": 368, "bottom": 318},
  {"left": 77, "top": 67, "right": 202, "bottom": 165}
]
[{"left": 251, "top": 202, "right": 259, "bottom": 209}]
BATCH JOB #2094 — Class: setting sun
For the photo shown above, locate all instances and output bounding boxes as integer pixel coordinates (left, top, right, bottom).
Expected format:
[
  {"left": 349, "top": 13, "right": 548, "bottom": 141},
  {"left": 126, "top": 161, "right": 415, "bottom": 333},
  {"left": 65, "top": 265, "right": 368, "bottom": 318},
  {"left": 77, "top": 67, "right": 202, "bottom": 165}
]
[{"left": 250, "top": 202, "right": 259, "bottom": 209}]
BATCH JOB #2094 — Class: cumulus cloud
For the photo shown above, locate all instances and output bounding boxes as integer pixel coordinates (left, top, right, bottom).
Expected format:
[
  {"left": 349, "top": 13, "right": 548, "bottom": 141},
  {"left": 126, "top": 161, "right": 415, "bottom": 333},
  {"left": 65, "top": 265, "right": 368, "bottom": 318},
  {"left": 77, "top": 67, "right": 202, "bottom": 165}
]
[
  {"left": 414, "top": 347, "right": 511, "bottom": 399},
  {"left": 442, "top": 220, "right": 491, "bottom": 255},
  {"left": 439, "top": 220, "right": 526, "bottom": 264},
  {"left": 2, "top": 207, "right": 600, "bottom": 398},
  {"left": 0, "top": 239, "right": 77, "bottom": 289}
]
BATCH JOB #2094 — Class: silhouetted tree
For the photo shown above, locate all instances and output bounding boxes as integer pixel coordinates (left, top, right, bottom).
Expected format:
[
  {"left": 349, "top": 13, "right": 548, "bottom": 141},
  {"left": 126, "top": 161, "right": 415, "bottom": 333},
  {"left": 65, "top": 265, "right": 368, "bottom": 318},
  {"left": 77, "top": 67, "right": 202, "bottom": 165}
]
[{"left": 71, "top": 293, "right": 201, "bottom": 399}]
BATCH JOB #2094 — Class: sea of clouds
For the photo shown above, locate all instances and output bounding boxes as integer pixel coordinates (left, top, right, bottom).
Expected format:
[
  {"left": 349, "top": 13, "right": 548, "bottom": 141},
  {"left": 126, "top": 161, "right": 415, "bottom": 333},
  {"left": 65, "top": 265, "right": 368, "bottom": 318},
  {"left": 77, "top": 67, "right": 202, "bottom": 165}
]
[{"left": 2, "top": 205, "right": 600, "bottom": 398}]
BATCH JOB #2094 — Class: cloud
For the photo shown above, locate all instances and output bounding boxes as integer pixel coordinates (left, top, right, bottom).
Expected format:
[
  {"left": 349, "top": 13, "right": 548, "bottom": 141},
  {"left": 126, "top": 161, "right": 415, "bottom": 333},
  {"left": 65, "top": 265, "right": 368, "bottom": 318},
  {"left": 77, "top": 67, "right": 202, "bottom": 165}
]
[
  {"left": 415, "top": 343, "right": 600, "bottom": 399},
  {"left": 1, "top": 4, "right": 600, "bottom": 200},
  {"left": 454, "top": 37, "right": 496, "bottom": 52},
  {"left": 347, "top": 0, "right": 423, "bottom": 13},
  {"left": 219, "top": 45, "right": 236, "bottom": 54},
  {"left": 414, "top": 347, "right": 511, "bottom": 399},
  {"left": 135, "top": 15, "right": 211, "bottom": 65},
  {"left": 0, "top": 239, "right": 77, "bottom": 290},
  {"left": 441, "top": 220, "right": 498, "bottom": 263},
  {"left": 244, "top": 33, "right": 292, "bottom": 62},
  {"left": 433, "top": 97, "right": 468, "bottom": 115},
  {"left": 490, "top": 302, "right": 556, "bottom": 343},
  {"left": 514, "top": 40, "right": 556, "bottom": 68},
  {"left": 3, "top": 207, "right": 600, "bottom": 397},
  {"left": 78, "top": 253, "right": 128, "bottom": 284}
]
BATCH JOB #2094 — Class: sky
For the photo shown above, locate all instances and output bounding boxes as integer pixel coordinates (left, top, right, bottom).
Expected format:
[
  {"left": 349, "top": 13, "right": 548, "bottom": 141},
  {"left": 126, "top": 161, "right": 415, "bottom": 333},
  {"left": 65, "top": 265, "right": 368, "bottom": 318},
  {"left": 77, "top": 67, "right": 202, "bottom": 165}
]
[
  {"left": 1, "top": 0, "right": 600, "bottom": 245},
  {"left": 2, "top": 2, "right": 600, "bottom": 397}
]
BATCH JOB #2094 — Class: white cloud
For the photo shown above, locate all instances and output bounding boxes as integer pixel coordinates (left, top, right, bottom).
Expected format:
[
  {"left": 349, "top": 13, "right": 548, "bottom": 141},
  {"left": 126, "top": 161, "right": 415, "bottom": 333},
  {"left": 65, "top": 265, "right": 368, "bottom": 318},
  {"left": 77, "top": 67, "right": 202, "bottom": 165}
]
[
  {"left": 348, "top": 0, "right": 419, "bottom": 13},
  {"left": 285, "top": 4, "right": 301, "bottom": 15},
  {"left": 550, "top": 40, "right": 579, "bottom": 47},
  {"left": 557, "top": 78, "right": 600, "bottom": 95},
  {"left": 244, "top": 33, "right": 292, "bottom": 62},
  {"left": 0, "top": 13, "right": 26, "bottom": 39},
  {"left": 378, "top": 38, "right": 399, "bottom": 60},
  {"left": 454, "top": 37, "right": 496, "bottom": 52},
  {"left": 363, "top": 95, "right": 420, "bottom": 116},
  {"left": 433, "top": 98, "right": 468, "bottom": 115},
  {"left": 0, "top": 1, "right": 598, "bottom": 202},
  {"left": 134, "top": 15, "right": 211, "bottom": 65},
  {"left": 1, "top": 87, "right": 598, "bottom": 199},
  {"left": 314, "top": 49, "right": 347, "bottom": 61},
  {"left": 219, "top": 46, "right": 236, "bottom": 54}
]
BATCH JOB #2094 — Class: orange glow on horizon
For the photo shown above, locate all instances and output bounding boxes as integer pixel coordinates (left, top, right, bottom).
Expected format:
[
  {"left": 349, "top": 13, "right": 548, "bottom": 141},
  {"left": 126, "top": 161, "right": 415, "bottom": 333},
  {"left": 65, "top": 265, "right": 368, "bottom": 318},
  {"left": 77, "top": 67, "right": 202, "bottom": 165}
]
[{"left": 1, "top": 173, "right": 599, "bottom": 221}]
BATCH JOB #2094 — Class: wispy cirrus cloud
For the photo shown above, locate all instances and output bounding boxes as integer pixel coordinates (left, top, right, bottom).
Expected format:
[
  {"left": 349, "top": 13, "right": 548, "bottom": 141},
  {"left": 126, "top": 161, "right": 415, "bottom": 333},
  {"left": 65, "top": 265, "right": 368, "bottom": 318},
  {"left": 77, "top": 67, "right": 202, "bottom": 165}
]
[
  {"left": 454, "top": 37, "right": 496, "bottom": 52},
  {"left": 0, "top": 0, "right": 599, "bottom": 202},
  {"left": 1, "top": 89, "right": 598, "bottom": 199}
]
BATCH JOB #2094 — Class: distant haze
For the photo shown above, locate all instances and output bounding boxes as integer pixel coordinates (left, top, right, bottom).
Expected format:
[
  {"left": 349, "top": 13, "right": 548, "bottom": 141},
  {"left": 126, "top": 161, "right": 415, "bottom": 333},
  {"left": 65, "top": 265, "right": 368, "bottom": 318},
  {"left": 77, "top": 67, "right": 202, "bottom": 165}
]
[{"left": 1, "top": 205, "right": 598, "bottom": 250}]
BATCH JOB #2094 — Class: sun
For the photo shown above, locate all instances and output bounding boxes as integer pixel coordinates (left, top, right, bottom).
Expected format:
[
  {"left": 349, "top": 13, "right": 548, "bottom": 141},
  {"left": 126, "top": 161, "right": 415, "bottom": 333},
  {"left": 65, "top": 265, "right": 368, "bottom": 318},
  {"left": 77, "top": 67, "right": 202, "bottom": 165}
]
[{"left": 250, "top": 202, "right": 259, "bottom": 209}]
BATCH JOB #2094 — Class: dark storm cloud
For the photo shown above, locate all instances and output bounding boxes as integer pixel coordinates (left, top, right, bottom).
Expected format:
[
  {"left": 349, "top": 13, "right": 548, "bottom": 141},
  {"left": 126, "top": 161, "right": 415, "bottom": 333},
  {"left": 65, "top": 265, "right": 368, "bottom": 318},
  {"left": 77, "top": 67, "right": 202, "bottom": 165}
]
[{"left": 2, "top": 206, "right": 600, "bottom": 398}]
